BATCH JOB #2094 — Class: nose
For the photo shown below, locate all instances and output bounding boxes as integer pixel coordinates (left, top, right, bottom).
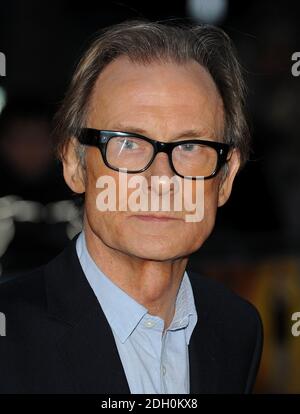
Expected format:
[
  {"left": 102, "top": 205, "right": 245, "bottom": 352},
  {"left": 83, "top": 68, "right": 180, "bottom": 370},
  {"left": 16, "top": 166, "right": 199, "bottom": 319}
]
[
  {"left": 148, "top": 152, "right": 173, "bottom": 177},
  {"left": 144, "top": 152, "right": 178, "bottom": 197}
]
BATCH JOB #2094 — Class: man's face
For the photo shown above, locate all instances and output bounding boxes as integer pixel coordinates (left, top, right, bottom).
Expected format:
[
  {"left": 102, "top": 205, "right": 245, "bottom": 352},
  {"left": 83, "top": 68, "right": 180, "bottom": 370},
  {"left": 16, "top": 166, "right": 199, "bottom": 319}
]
[{"left": 64, "top": 56, "right": 240, "bottom": 261}]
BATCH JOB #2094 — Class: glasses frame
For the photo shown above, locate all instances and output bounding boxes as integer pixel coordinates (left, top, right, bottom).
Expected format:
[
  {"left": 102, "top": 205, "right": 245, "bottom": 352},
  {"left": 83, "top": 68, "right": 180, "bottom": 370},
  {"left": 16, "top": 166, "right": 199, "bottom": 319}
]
[{"left": 77, "top": 128, "right": 232, "bottom": 180}]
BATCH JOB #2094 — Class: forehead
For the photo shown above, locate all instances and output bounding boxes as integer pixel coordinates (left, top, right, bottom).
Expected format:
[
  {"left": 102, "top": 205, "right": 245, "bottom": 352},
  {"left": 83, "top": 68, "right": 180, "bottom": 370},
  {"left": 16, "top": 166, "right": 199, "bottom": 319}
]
[{"left": 88, "top": 55, "right": 224, "bottom": 138}]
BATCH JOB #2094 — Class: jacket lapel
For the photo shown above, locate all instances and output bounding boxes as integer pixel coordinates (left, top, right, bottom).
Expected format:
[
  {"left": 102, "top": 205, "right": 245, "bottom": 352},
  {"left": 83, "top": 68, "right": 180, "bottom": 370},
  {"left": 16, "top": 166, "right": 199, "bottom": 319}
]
[
  {"left": 189, "top": 319, "right": 219, "bottom": 393},
  {"left": 188, "top": 273, "right": 220, "bottom": 394},
  {"left": 44, "top": 236, "right": 130, "bottom": 394},
  {"left": 57, "top": 307, "right": 130, "bottom": 394}
]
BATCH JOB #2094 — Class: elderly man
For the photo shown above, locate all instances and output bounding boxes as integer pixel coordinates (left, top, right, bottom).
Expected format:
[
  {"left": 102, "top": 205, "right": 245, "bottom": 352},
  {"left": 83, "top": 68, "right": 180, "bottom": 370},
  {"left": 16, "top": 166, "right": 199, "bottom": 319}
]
[{"left": 0, "top": 20, "right": 263, "bottom": 394}]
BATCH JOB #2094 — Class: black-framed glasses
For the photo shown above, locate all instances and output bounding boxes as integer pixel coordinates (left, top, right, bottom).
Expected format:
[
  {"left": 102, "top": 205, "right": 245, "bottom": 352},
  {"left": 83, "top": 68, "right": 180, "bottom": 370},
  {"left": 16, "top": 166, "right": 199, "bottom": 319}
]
[{"left": 76, "top": 128, "right": 232, "bottom": 179}]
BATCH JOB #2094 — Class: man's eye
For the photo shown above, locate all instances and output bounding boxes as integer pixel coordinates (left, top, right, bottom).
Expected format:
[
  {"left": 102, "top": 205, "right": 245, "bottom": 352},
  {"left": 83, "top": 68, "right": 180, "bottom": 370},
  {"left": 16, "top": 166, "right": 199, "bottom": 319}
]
[
  {"left": 180, "top": 143, "right": 198, "bottom": 152},
  {"left": 118, "top": 138, "right": 138, "bottom": 150}
]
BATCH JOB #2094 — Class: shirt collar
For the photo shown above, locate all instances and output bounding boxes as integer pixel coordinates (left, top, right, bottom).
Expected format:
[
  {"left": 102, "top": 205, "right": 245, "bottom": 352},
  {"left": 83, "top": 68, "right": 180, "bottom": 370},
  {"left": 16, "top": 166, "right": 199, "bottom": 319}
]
[
  {"left": 76, "top": 231, "right": 147, "bottom": 343},
  {"left": 168, "top": 272, "right": 198, "bottom": 344},
  {"left": 76, "top": 231, "right": 197, "bottom": 344}
]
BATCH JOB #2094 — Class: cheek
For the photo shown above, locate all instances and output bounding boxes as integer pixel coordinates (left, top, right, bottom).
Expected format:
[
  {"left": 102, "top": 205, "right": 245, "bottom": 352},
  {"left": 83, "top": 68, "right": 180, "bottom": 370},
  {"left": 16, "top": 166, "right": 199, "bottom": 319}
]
[
  {"left": 187, "top": 177, "right": 219, "bottom": 220},
  {"left": 205, "top": 181, "right": 220, "bottom": 233},
  {"left": 203, "top": 180, "right": 219, "bottom": 218},
  {"left": 84, "top": 147, "right": 120, "bottom": 207},
  {"left": 84, "top": 149, "right": 119, "bottom": 234},
  {"left": 186, "top": 179, "right": 220, "bottom": 249},
  {"left": 85, "top": 147, "right": 107, "bottom": 183}
]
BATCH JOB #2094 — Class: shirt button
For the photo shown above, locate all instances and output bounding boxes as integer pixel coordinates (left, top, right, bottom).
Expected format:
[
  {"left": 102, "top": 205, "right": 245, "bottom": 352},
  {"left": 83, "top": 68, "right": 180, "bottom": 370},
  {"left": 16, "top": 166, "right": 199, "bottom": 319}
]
[
  {"left": 162, "top": 365, "right": 167, "bottom": 376},
  {"left": 144, "top": 320, "right": 156, "bottom": 328}
]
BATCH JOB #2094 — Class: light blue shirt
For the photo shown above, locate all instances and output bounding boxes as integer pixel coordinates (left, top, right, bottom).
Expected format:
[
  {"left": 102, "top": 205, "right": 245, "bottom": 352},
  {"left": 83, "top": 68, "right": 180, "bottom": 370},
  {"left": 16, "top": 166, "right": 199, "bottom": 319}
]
[{"left": 76, "top": 231, "right": 198, "bottom": 394}]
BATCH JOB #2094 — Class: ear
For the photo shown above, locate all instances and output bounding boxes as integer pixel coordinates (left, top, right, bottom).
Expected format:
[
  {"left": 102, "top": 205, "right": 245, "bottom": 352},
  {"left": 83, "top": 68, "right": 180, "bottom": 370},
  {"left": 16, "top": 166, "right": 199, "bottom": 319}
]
[
  {"left": 217, "top": 149, "right": 241, "bottom": 207},
  {"left": 62, "top": 137, "right": 86, "bottom": 194}
]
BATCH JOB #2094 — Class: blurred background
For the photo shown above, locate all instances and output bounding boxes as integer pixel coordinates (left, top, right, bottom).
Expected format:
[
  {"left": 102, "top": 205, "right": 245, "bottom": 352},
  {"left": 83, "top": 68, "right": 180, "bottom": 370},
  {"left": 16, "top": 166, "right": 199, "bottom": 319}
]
[{"left": 0, "top": 0, "right": 300, "bottom": 393}]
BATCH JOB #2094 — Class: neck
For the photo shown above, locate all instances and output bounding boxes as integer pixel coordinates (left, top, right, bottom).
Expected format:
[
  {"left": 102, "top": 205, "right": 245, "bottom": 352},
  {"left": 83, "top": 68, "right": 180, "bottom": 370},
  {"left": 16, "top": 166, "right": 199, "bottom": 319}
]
[{"left": 83, "top": 220, "right": 188, "bottom": 329}]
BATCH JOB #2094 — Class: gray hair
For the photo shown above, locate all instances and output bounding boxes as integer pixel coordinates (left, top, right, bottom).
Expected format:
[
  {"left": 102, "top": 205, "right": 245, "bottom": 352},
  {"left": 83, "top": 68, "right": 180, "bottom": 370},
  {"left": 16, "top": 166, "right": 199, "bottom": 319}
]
[{"left": 54, "top": 19, "right": 250, "bottom": 169}]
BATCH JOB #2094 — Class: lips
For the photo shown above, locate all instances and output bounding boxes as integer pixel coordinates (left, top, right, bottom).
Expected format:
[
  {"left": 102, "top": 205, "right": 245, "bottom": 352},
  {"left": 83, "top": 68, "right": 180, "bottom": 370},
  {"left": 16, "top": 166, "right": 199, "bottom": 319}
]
[{"left": 130, "top": 214, "right": 182, "bottom": 222}]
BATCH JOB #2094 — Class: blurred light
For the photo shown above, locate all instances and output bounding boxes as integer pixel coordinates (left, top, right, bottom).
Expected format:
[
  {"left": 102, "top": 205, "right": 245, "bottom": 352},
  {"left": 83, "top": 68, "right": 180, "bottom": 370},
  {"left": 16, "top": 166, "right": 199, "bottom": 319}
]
[
  {"left": 47, "top": 200, "right": 80, "bottom": 223},
  {"left": 13, "top": 200, "right": 42, "bottom": 222},
  {"left": 0, "top": 196, "right": 16, "bottom": 258},
  {"left": 186, "top": 0, "right": 228, "bottom": 25},
  {"left": 0, "top": 86, "right": 7, "bottom": 114}
]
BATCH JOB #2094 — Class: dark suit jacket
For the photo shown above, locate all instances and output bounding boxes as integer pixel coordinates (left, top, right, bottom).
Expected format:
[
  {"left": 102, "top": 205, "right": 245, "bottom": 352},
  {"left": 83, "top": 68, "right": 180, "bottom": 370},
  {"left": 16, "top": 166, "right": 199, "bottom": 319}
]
[{"left": 0, "top": 236, "right": 263, "bottom": 394}]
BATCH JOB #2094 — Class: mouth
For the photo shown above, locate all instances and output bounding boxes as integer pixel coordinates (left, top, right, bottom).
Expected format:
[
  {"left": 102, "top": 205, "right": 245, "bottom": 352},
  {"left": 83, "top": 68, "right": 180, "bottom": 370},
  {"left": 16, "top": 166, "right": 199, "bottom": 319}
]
[{"left": 130, "top": 214, "right": 183, "bottom": 222}]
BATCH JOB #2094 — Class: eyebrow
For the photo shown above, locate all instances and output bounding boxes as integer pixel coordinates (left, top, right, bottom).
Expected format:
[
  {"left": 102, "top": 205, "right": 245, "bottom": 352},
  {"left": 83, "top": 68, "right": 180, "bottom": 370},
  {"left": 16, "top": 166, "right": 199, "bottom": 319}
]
[{"left": 108, "top": 124, "right": 212, "bottom": 140}]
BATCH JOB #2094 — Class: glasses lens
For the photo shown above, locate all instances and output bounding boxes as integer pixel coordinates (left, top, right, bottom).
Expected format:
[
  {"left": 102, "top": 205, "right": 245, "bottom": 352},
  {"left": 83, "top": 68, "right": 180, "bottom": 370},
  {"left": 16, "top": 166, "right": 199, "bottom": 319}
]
[
  {"left": 172, "top": 142, "right": 218, "bottom": 177},
  {"left": 106, "top": 136, "right": 154, "bottom": 171}
]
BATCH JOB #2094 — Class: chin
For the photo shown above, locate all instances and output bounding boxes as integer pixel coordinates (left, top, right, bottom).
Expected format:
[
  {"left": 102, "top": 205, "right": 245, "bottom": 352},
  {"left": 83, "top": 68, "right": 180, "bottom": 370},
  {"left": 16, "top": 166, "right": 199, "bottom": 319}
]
[
  {"left": 116, "top": 237, "right": 189, "bottom": 261},
  {"left": 128, "top": 249, "right": 184, "bottom": 262}
]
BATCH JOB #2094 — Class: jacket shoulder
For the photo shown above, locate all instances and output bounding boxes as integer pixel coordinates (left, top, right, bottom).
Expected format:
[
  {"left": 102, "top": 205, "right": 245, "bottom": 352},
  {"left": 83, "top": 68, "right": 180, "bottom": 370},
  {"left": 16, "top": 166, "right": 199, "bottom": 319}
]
[{"left": 189, "top": 270, "right": 262, "bottom": 327}]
